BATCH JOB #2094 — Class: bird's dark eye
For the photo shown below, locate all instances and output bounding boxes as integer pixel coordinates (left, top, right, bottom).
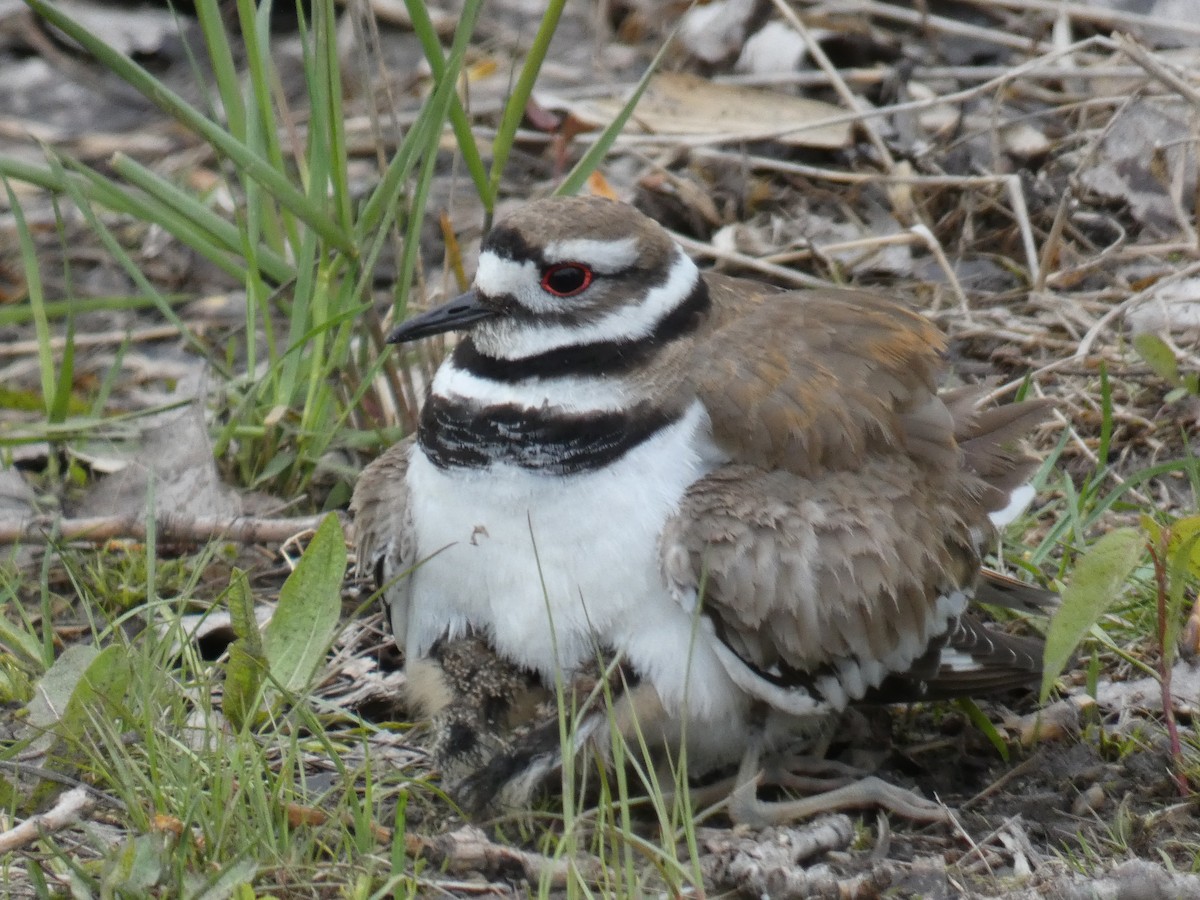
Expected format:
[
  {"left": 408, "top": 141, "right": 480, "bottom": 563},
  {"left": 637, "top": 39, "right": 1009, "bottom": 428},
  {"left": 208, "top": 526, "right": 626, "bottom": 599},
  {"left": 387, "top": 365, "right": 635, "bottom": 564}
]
[{"left": 540, "top": 263, "right": 593, "bottom": 297}]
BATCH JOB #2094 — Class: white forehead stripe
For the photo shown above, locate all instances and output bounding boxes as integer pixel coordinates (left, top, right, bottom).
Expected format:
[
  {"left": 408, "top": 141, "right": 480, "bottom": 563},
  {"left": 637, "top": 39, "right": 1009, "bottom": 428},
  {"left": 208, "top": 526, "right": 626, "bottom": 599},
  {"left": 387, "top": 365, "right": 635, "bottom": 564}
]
[
  {"left": 474, "top": 252, "right": 537, "bottom": 298},
  {"left": 474, "top": 249, "right": 701, "bottom": 360},
  {"left": 543, "top": 237, "right": 640, "bottom": 272}
]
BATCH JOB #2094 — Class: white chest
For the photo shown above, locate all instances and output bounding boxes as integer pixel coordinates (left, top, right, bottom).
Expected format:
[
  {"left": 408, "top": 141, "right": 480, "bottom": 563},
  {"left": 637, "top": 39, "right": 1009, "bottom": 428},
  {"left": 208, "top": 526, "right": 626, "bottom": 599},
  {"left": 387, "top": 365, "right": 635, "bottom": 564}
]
[{"left": 402, "top": 399, "right": 741, "bottom": 720}]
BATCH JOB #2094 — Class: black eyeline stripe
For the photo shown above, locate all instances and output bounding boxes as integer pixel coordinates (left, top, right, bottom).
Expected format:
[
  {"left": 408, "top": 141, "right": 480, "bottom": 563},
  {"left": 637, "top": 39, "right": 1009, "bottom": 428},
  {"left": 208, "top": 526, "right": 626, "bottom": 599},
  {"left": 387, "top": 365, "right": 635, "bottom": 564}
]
[
  {"left": 481, "top": 226, "right": 546, "bottom": 267},
  {"left": 418, "top": 396, "right": 682, "bottom": 474},
  {"left": 453, "top": 276, "right": 712, "bottom": 382}
]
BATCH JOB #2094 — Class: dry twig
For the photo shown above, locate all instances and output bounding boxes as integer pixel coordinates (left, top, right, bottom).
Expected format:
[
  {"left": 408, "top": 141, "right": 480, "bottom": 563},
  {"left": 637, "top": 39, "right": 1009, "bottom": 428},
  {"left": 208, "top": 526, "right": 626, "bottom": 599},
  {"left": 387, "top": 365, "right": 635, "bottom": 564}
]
[
  {"left": 0, "top": 788, "right": 93, "bottom": 853},
  {"left": 405, "top": 825, "right": 609, "bottom": 888},
  {"left": 0, "top": 514, "right": 334, "bottom": 546}
]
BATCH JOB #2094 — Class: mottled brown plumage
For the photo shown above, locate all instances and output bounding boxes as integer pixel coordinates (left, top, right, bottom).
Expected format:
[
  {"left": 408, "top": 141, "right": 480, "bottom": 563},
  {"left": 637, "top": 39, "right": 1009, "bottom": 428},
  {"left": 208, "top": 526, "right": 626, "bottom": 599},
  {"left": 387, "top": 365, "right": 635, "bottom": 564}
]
[{"left": 351, "top": 196, "right": 1056, "bottom": 821}]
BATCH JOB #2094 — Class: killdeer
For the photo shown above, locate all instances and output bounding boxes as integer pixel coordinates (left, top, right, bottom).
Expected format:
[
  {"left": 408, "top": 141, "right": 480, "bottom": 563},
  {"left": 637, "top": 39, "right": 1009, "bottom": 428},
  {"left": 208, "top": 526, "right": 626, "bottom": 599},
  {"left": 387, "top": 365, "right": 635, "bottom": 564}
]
[{"left": 353, "top": 196, "right": 1054, "bottom": 822}]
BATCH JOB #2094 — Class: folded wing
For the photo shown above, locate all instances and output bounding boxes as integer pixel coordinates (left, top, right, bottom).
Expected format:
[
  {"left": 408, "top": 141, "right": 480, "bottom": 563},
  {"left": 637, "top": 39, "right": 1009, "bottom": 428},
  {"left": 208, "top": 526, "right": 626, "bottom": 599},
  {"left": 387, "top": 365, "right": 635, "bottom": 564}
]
[{"left": 663, "top": 285, "right": 1054, "bottom": 712}]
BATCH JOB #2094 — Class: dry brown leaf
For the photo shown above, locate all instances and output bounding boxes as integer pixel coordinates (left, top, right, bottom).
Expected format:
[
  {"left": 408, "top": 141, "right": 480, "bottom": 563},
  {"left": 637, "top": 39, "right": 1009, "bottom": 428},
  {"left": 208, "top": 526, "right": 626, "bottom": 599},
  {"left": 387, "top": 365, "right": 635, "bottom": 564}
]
[
  {"left": 72, "top": 406, "right": 242, "bottom": 522},
  {"left": 1002, "top": 122, "right": 1052, "bottom": 161},
  {"left": 151, "top": 815, "right": 185, "bottom": 837},
  {"left": 585, "top": 171, "right": 620, "bottom": 200},
  {"left": 562, "top": 72, "right": 852, "bottom": 149},
  {"left": 1076, "top": 99, "right": 1199, "bottom": 235},
  {"left": 285, "top": 802, "right": 329, "bottom": 828}
]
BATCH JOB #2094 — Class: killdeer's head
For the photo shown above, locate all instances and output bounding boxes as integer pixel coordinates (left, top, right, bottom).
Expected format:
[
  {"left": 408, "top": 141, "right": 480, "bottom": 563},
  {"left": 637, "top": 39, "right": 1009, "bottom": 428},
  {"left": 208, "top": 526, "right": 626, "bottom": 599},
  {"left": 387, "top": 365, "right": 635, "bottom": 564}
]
[{"left": 387, "top": 197, "right": 709, "bottom": 362}]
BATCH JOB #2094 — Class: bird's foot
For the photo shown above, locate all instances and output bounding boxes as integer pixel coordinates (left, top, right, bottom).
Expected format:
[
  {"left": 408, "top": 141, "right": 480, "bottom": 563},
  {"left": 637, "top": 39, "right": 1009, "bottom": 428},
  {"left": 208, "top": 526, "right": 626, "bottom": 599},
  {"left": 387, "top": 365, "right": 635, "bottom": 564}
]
[{"left": 725, "top": 747, "right": 956, "bottom": 827}]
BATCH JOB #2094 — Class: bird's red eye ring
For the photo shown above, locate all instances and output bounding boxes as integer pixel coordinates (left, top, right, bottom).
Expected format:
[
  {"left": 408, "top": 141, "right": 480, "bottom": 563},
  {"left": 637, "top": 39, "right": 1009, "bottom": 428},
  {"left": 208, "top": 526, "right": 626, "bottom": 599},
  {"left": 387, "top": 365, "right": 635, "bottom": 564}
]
[{"left": 540, "top": 263, "right": 593, "bottom": 297}]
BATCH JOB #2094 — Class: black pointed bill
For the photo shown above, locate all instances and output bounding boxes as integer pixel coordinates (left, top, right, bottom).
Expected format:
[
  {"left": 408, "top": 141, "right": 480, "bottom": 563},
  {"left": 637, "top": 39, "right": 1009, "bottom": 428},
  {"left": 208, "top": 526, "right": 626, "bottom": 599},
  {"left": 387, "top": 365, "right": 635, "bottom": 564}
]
[{"left": 386, "top": 289, "right": 497, "bottom": 344}]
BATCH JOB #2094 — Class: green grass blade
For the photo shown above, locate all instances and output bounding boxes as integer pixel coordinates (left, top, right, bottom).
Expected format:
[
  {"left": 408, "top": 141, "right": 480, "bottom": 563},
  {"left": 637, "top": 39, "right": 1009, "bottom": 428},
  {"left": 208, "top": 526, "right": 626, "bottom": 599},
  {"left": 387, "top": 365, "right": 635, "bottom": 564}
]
[
  {"left": 314, "top": 0, "right": 352, "bottom": 234},
  {"left": 2, "top": 179, "right": 57, "bottom": 419},
  {"left": 1097, "top": 364, "right": 1113, "bottom": 464},
  {"left": 67, "top": 158, "right": 252, "bottom": 284},
  {"left": 23, "top": 0, "right": 354, "bottom": 254},
  {"left": 48, "top": 313, "right": 76, "bottom": 424},
  {"left": 109, "top": 153, "right": 293, "bottom": 282},
  {"left": 555, "top": 27, "right": 677, "bottom": 197},
  {"left": 0, "top": 160, "right": 241, "bottom": 284},
  {"left": 403, "top": 0, "right": 490, "bottom": 208},
  {"left": 43, "top": 154, "right": 227, "bottom": 376},
  {"left": 238, "top": 0, "right": 286, "bottom": 178},
  {"left": 487, "top": 1, "right": 568, "bottom": 202},
  {"left": 356, "top": 101, "right": 433, "bottom": 241},
  {"left": 0, "top": 293, "right": 189, "bottom": 327},
  {"left": 357, "top": 0, "right": 485, "bottom": 242},
  {"left": 193, "top": 0, "right": 247, "bottom": 141},
  {"left": 359, "top": 0, "right": 485, "bottom": 325}
]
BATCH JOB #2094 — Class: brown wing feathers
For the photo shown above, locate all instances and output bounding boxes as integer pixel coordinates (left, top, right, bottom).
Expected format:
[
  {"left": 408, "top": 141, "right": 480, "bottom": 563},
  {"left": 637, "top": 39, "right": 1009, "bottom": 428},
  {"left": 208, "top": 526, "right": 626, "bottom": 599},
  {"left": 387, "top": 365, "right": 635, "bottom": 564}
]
[
  {"left": 694, "top": 281, "right": 951, "bottom": 475},
  {"left": 350, "top": 436, "right": 416, "bottom": 606},
  {"left": 667, "top": 280, "right": 1050, "bottom": 707},
  {"left": 944, "top": 385, "right": 1055, "bottom": 521}
]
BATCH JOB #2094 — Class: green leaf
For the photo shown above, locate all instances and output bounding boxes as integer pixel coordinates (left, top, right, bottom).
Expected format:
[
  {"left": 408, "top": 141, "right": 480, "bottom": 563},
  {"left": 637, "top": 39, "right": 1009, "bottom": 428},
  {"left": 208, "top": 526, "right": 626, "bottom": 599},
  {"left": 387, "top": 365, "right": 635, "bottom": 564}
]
[
  {"left": 1164, "top": 519, "right": 1200, "bottom": 666},
  {"left": 1133, "top": 332, "right": 1181, "bottom": 384},
  {"left": 190, "top": 857, "right": 260, "bottom": 900},
  {"left": 261, "top": 513, "right": 346, "bottom": 696},
  {"left": 61, "top": 646, "right": 131, "bottom": 747},
  {"left": 0, "top": 606, "right": 50, "bottom": 673},
  {"left": 25, "top": 644, "right": 131, "bottom": 763},
  {"left": 227, "top": 569, "right": 264, "bottom": 656},
  {"left": 1140, "top": 514, "right": 1162, "bottom": 545},
  {"left": 222, "top": 569, "right": 268, "bottom": 730},
  {"left": 1166, "top": 515, "right": 1200, "bottom": 579},
  {"left": 25, "top": 645, "right": 97, "bottom": 754},
  {"left": 223, "top": 642, "right": 267, "bottom": 733},
  {"left": 100, "top": 832, "right": 168, "bottom": 896},
  {"left": 1041, "top": 528, "right": 1144, "bottom": 701}
]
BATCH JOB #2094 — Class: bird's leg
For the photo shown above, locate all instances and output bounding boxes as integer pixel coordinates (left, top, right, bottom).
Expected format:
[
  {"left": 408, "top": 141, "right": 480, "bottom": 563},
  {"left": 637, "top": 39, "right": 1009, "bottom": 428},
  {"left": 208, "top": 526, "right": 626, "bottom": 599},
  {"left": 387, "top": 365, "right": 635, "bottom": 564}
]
[
  {"left": 726, "top": 743, "right": 956, "bottom": 826},
  {"left": 758, "top": 755, "right": 862, "bottom": 794}
]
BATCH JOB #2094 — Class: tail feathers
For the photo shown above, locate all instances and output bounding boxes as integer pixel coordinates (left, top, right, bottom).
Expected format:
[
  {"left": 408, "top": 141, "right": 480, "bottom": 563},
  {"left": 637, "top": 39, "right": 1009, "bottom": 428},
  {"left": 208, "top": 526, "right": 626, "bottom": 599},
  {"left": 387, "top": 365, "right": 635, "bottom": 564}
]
[
  {"left": 942, "top": 388, "right": 1054, "bottom": 527},
  {"left": 978, "top": 569, "right": 1058, "bottom": 615},
  {"left": 950, "top": 391, "right": 1054, "bottom": 484},
  {"left": 861, "top": 614, "right": 1044, "bottom": 704}
]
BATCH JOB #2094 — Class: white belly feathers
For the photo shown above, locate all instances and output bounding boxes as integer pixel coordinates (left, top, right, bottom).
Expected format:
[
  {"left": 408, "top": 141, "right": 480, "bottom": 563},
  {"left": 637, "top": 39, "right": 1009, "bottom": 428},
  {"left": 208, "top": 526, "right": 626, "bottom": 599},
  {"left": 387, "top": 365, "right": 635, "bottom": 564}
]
[{"left": 403, "top": 399, "right": 744, "bottom": 722}]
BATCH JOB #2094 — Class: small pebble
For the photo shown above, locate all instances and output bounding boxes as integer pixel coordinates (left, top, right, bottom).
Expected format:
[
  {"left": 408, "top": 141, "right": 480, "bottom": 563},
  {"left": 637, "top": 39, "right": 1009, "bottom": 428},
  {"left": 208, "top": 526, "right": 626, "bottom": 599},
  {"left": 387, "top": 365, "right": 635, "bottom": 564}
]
[{"left": 1071, "top": 783, "right": 1106, "bottom": 816}]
